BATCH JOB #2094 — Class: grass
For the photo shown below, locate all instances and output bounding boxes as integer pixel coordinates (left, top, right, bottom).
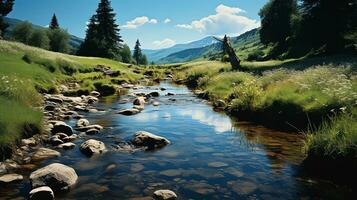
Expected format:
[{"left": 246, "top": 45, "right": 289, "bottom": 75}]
[
  {"left": 0, "top": 40, "right": 145, "bottom": 155},
  {"left": 166, "top": 58, "right": 357, "bottom": 166}
]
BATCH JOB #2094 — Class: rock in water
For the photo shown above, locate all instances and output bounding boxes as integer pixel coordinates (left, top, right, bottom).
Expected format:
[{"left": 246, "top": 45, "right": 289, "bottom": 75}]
[
  {"left": 153, "top": 190, "right": 177, "bottom": 200},
  {"left": 117, "top": 108, "right": 140, "bottom": 116},
  {"left": 80, "top": 139, "right": 106, "bottom": 156},
  {"left": 30, "top": 163, "right": 78, "bottom": 191},
  {"left": 76, "top": 118, "right": 90, "bottom": 127},
  {"left": 0, "top": 173, "right": 23, "bottom": 183},
  {"left": 132, "top": 131, "right": 170, "bottom": 149},
  {"left": 51, "top": 122, "right": 73, "bottom": 136},
  {"left": 29, "top": 186, "right": 54, "bottom": 200},
  {"left": 133, "top": 97, "right": 146, "bottom": 106},
  {"left": 31, "top": 148, "right": 61, "bottom": 161},
  {"left": 58, "top": 142, "right": 76, "bottom": 150},
  {"left": 150, "top": 91, "right": 160, "bottom": 97}
]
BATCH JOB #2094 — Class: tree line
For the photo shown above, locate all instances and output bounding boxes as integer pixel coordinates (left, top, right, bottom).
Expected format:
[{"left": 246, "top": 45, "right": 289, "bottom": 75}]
[
  {"left": 259, "top": 0, "right": 357, "bottom": 59},
  {"left": 0, "top": 0, "right": 148, "bottom": 65}
]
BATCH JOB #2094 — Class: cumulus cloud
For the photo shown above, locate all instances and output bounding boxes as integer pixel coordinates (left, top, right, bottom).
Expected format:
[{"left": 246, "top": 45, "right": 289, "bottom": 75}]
[
  {"left": 164, "top": 18, "right": 171, "bottom": 24},
  {"left": 152, "top": 38, "right": 176, "bottom": 49},
  {"left": 122, "top": 16, "right": 157, "bottom": 29},
  {"left": 176, "top": 4, "right": 259, "bottom": 36}
]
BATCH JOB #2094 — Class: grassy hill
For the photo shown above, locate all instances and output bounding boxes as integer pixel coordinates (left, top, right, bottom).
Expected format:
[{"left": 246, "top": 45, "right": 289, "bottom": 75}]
[{"left": 0, "top": 40, "right": 144, "bottom": 153}]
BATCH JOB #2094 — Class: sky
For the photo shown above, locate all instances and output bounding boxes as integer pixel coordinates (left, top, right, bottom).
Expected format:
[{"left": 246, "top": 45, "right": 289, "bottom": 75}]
[{"left": 8, "top": 0, "right": 268, "bottom": 50}]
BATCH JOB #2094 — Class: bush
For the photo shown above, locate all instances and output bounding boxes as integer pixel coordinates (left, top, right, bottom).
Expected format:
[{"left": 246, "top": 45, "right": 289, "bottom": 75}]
[
  {"left": 12, "top": 21, "right": 33, "bottom": 44},
  {"left": 247, "top": 49, "right": 265, "bottom": 61},
  {"left": 28, "top": 29, "right": 50, "bottom": 50},
  {"left": 48, "top": 28, "right": 70, "bottom": 53}
]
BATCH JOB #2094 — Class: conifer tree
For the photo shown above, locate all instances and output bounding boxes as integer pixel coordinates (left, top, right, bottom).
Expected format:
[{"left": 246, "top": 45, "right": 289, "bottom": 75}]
[
  {"left": 78, "top": 0, "right": 123, "bottom": 59},
  {"left": 133, "top": 39, "right": 142, "bottom": 65},
  {"left": 49, "top": 14, "right": 59, "bottom": 29},
  {"left": 0, "top": 0, "right": 15, "bottom": 37}
]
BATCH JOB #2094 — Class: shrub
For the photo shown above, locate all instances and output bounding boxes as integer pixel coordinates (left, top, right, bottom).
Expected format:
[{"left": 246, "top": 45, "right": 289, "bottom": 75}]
[
  {"left": 247, "top": 49, "right": 265, "bottom": 61},
  {"left": 48, "top": 28, "right": 70, "bottom": 53},
  {"left": 230, "top": 78, "right": 263, "bottom": 110},
  {"left": 28, "top": 29, "right": 50, "bottom": 50},
  {"left": 11, "top": 21, "right": 33, "bottom": 44}
]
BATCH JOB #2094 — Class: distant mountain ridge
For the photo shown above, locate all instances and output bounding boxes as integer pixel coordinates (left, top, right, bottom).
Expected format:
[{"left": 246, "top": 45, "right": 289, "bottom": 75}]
[
  {"left": 3, "top": 17, "right": 84, "bottom": 51},
  {"left": 143, "top": 36, "right": 218, "bottom": 62}
]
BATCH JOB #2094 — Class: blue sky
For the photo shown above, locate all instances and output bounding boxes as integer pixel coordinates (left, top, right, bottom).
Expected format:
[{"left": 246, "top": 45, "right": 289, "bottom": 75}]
[{"left": 8, "top": 0, "right": 268, "bottom": 49}]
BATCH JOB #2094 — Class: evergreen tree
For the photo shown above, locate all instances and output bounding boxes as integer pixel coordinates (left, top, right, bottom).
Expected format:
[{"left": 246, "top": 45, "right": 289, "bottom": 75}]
[
  {"left": 120, "top": 44, "right": 132, "bottom": 63},
  {"left": 259, "top": 0, "right": 297, "bottom": 46},
  {"left": 49, "top": 14, "right": 59, "bottom": 29},
  {"left": 133, "top": 39, "right": 142, "bottom": 65},
  {"left": 0, "top": 0, "right": 15, "bottom": 37},
  {"left": 140, "top": 54, "right": 148, "bottom": 66},
  {"left": 78, "top": 0, "right": 123, "bottom": 59}
]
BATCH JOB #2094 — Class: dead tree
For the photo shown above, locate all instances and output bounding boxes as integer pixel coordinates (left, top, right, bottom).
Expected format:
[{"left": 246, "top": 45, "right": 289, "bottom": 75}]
[{"left": 214, "top": 35, "right": 241, "bottom": 71}]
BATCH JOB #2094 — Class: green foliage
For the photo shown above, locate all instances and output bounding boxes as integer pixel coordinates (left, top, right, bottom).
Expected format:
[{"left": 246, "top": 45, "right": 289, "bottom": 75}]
[
  {"left": 48, "top": 28, "right": 70, "bottom": 53},
  {"left": 12, "top": 21, "right": 33, "bottom": 44},
  {"left": 0, "top": 0, "right": 14, "bottom": 36},
  {"left": 28, "top": 29, "right": 50, "bottom": 50},
  {"left": 133, "top": 39, "right": 142, "bottom": 65},
  {"left": 247, "top": 49, "right": 265, "bottom": 61},
  {"left": 120, "top": 44, "right": 132, "bottom": 63},
  {"left": 78, "top": 0, "right": 123, "bottom": 59}
]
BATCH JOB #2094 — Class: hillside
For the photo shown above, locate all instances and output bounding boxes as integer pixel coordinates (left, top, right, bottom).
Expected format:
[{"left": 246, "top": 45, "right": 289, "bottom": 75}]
[
  {"left": 4, "top": 17, "right": 84, "bottom": 51},
  {"left": 143, "top": 36, "right": 217, "bottom": 62}
]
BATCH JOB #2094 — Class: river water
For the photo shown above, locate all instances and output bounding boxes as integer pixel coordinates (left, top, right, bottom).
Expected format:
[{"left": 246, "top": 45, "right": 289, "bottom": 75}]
[{"left": 0, "top": 82, "right": 353, "bottom": 199}]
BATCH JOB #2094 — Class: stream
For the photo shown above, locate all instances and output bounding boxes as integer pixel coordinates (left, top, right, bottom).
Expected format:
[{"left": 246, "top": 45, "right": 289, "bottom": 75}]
[{"left": 0, "top": 82, "right": 353, "bottom": 199}]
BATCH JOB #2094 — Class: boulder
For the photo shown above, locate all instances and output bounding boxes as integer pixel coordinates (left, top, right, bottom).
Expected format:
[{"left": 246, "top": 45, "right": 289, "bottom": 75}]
[
  {"left": 80, "top": 139, "right": 106, "bottom": 156},
  {"left": 90, "top": 91, "right": 101, "bottom": 97},
  {"left": 44, "top": 105, "right": 56, "bottom": 111},
  {"left": 152, "top": 101, "right": 160, "bottom": 106},
  {"left": 58, "top": 142, "right": 76, "bottom": 150},
  {"left": 117, "top": 108, "right": 140, "bottom": 116},
  {"left": 30, "top": 163, "right": 78, "bottom": 191},
  {"left": 29, "top": 186, "right": 54, "bottom": 200},
  {"left": 150, "top": 91, "right": 160, "bottom": 97},
  {"left": 213, "top": 99, "right": 226, "bottom": 108},
  {"left": 160, "top": 88, "right": 166, "bottom": 91},
  {"left": 166, "top": 92, "right": 175, "bottom": 96},
  {"left": 86, "top": 128, "right": 100, "bottom": 135},
  {"left": 49, "top": 137, "right": 64, "bottom": 146},
  {"left": 21, "top": 138, "right": 37, "bottom": 146},
  {"left": 51, "top": 122, "right": 73, "bottom": 136},
  {"left": 32, "top": 148, "right": 61, "bottom": 161},
  {"left": 76, "top": 119, "right": 90, "bottom": 127},
  {"left": 46, "top": 97, "right": 63, "bottom": 104},
  {"left": 75, "top": 125, "right": 103, "bottom": 132},
  {"left": 132, "top": 131, "right": 170, "bottom": 149},
  {"left": 0, "top": 173, "right": 23, "bottom": 183},
  {"left": 133, "top": 97, "right": 146, "bottom": 106},
  {"left": 153, "top": 190, "right": 177, "bottom": 200}
]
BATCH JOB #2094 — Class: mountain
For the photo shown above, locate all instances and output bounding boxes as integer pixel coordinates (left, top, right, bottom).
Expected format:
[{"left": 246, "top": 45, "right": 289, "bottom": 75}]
[
  {"left": 158, "top": 28, "right": 261, "bottom": 64},
  {"left": 3, "top": 17, "right": 83, "bottom": 51},
  {"left": 143, "top": 36, "right": 217, "bottom": 62}
]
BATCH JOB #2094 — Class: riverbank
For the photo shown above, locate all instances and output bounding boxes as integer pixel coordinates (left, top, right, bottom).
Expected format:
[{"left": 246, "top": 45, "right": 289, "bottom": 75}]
[{"left": 164, "top": 59, "right": 357, "bottom": 182}]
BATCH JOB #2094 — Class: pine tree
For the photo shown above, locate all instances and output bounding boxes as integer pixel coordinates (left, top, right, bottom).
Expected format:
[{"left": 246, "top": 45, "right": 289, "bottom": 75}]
[
  {"left": 133, "top": 39, "right": 142, "bottom": 65},
  {"left": 49, "top": 14, "right": 59, "bottom": 29},
  {"left": 0, "top": 0, "right": 15, "bottom": 37},
  {"left": 78, "top": 0, "right": 123, "bottom": 59}
]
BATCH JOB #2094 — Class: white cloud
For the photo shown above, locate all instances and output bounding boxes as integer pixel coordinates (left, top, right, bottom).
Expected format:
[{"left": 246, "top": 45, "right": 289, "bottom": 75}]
[
  {"left": 164, "top": 18, "right": 171, "bottom": 24},
  {"left": 122, "top": 16, "right": 157, "bottom": 29},
  {"left": 152, "top": 38, "right": 176, "bottom": 49},
  {"left": 176, "top": 4, "right": 259, "bottom": 36}
]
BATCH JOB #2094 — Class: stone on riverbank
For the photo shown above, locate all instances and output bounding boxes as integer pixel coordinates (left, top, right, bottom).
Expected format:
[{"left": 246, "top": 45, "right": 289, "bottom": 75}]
[
  {"left": 75, "top": 124, "right": 103, "bottom": 132},
  {"left": 30, "top": 163, "right": 78, "bottom": 192},
  {"left": 32, "top": 148, "right": 61, "bottom": 161},
  {"left": 132, "top": 131, "right": 170, "bottom": 149},
  {"left": 153, "top": 189, "right": 177, "bottom": 200},
  {"left": 58, "top": 142, "right": 76, "bottom": 150},
  {"left": 29, "top": 186, "right": 54, "bottom": 200},
  {"left": 76, "top": 118, "right": 90, "bottom": 127},
  {"left": 80, "top": 139, "right": 106, "bottom": 156},
  {"left": 51, "top": 122, "right": 73, "bottom": 136},
  {"left": 117, "top": 108, "right": 141, "bottom": 116},
  {"left": 0, "top": 173, "right": 23, "bottom": 183}
]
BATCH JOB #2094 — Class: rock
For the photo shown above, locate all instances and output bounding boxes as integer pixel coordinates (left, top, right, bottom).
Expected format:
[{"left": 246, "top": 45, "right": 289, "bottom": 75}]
[
  {"left": 0, "top": 162, "right": 7, "bottom": 174},
  {"left": 117, "top": 108, "right": 140, "bottom": 116},
  {"left": 51, "top": 122, "right": 73, "bottom": 136},
  {"left": 30, "top": 163, "right": 78, "bottom": 191},
  {"left": 74, "top": 105, "right": 87, "bottom": 112},
  {"left": 133, "top": 105, "right": 145, "bottom": 110},
  {"left": 29, "top": 186, "right": 54, "bottom": 200},
  {"left": 119, "top": 99, "right": 129, "bottom": 104},
  {"left": 166, "top": 92, "right": 175, "bottom": 96},
  {"left": 75, "top": 125, "right": 103, "bottom": 132},
  {"left": 32, "top": 148, "right": 61, "bottom": 161},
  {"left": 150, "top": 91, "right": 160, "bottom": 97},
  {"left": 132, "top": 131, "right": 170, "bottom": 149},
  {"left": 153, "top": 190, "right": 177, "bottom": 200},
  {"left": 46, "top": 97, "right": 63, "bottom": 104},
  {"left": 76, "top": 118, "right": 90, "bottom": 127},
  {"left": 160, "top": 88, "right": 166, "bottom": 91},
  {"left": 50, "top": 137, "right": 64, "bottom": 146},
  {"left": 86, "top": 128, "right": 100, "bottom": 135},
  {"left": 213, "top": 99, "right": 226, "bottom": 108},
  {"left": 90, "top": 91, "right": 101, "bottom": 97},
  {"left": 44, "top": 105, "right": 56, "bottom": 111},
  {"left": 55, "top": 132, "right": 68, "bottom": 140},
  {"left": 133, "top": 97, "right": 146, "bottom": 106},
  {"left": 21, "top": 138, "right": 37, "bottom": 146},
  {"left": 58, "top": 142, "right": 76, "bottom": 150},
  {"left": 80, "top": 139, "right": 106, "bottom": 156},
  {"left": 153, "top": 101, "right": 160, "bottom": 106},
  {"left": 0, "top": 173, "right": 23, "bottom": 183}
]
